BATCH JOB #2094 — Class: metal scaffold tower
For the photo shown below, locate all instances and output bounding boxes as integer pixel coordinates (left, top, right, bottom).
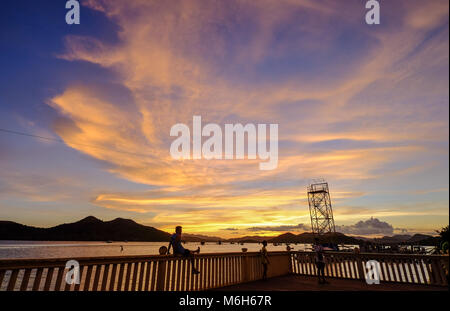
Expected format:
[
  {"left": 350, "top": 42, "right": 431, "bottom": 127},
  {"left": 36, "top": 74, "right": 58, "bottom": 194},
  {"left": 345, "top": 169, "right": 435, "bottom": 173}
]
[{"left": 308, "top": 179, "right": 336, "bottom": 236}]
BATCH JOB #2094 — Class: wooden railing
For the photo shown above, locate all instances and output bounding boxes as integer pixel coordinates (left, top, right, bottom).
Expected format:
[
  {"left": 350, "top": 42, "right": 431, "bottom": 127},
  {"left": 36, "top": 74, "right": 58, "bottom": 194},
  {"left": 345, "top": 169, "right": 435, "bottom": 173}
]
[
  {"left": 291, "top": 251, "right": 449, "bottom": 286},
  {"left": 0, "top": 251, "right": 289, "bottom": 291},
  {"left": 0, "top": 251, "right": 447, "bottom": 290}
]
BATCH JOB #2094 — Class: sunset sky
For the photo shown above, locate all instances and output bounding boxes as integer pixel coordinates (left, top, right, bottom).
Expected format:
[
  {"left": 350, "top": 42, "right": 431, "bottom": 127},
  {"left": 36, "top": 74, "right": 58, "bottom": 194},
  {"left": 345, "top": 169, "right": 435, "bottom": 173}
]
[{"left": 0, "top": 0, "right": 448, "bottom": 238}]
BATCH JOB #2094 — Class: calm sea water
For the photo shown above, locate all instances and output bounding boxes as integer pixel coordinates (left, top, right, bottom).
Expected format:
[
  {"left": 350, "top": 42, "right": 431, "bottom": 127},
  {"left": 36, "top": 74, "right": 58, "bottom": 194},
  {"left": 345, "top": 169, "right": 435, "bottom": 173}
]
[{"left": 0, "top": 240, "right": 313, "bottom": 259}]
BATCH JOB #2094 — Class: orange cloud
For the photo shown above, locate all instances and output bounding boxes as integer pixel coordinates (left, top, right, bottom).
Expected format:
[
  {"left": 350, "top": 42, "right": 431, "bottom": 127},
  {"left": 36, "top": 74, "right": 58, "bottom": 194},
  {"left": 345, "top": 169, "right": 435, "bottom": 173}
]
[{"left": 43, "top": 0, "right": 449, "bottom": 235}]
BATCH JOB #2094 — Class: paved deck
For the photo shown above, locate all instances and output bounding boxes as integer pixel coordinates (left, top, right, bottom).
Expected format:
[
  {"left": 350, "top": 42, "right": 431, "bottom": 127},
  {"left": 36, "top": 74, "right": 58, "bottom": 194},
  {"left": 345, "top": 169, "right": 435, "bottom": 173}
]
[{"left": 217, "top": 275, "right": 448, "bottom": 291}]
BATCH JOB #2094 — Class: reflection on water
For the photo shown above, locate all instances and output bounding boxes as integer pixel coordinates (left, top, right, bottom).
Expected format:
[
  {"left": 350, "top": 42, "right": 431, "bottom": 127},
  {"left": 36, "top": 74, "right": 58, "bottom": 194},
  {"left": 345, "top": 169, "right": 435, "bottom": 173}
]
[{"left": 0, "top": 241, "right": 312, "bottom": 259}]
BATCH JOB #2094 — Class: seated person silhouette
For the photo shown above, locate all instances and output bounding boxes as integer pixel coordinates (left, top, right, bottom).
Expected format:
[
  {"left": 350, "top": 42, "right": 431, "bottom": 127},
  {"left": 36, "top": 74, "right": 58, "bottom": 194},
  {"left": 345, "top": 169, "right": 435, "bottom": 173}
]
[{"left": 167, "top": 226, "right": 200, "bottom": 274}]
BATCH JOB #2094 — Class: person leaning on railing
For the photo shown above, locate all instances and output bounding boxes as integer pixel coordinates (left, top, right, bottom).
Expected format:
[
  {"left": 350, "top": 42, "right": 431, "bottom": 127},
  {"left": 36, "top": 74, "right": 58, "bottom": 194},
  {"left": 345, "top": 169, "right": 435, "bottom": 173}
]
[
  {"left": 314, "top": 237, "right": 329, "bottom": 284},
  {"left": 260, "top": 240, "right": 270, "bottom": 281}
]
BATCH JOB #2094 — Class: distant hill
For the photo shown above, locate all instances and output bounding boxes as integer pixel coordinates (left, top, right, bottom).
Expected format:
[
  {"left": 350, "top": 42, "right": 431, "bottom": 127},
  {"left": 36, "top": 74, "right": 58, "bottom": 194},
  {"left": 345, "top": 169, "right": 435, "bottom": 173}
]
[
  {"left": 372, "top": 235, "right": 412, "bottom": 244},
  {"left": 0, "top": 216, "right": 171, "bottom": 242},
  {"left": 227, "top": 236, "right": 269, "bottom": 243},
  {"left": 182, "top": 233, "right": 223, "bottom": 242},
  {"left": 407, "top": 234, "right": 433, "bottom": 243},
  {"left": 407, "top": 234, "right": 439, "bottom": 246},
  {"left": 268, "top": 232, "right": 362, "bottom": 244},
  {"left": 371, "top": 234, "right": 439, "bottom": 246},
  {"left": 267, "top": 232, "right": 299, "bottom": 243}
]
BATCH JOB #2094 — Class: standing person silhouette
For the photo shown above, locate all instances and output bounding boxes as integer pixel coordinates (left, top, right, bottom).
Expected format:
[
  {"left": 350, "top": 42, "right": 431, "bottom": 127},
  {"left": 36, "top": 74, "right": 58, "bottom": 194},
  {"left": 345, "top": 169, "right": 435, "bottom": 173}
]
[
  {"left": 260, "top": 240, "right": 270, "bottom": 281},
  {"left": 314, "top": 237, "right": 328, "bottom": 284},
  {"left": 167, "top": 226, "right": 200, "bottom": 274}
]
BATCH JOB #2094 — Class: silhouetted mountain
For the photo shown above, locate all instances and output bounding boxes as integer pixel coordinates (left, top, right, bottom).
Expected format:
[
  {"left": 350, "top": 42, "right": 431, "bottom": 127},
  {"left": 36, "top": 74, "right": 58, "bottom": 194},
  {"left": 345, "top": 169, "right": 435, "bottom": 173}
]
[
  {"left": 0, "top": 221, "right": 43, "bottom": 240},
  {"left": 181, "top": 233, "right": 223, "bottom": 242},
  {"left": 0, "top": 216, "right": 171, "bottom": 242},
  {"left": 407, "top": 234, "right": 439, "bottom": 246},
  {"left": 373, "top": 235, "right": 412, "bottom": 244},
  {"left": 268, "top": 232, "right": 299, "bottom": 243},
  {"left": 227, "top": 236, "right": 269, "bottom": 243},
  {"left": 267, "top": 232, "right": 362, "bottom": 244},
  {"left": 393, "top": 234, "right": 413, "bottom": 241},
  {"left": 368, "top": 234, "right": 438, "bottom": 246},
  {"left": 351, "top": 236, "right": 372, "bottom": 241},
  {"left": 407, "top": 234, "right": 431, "bottom": 242}
]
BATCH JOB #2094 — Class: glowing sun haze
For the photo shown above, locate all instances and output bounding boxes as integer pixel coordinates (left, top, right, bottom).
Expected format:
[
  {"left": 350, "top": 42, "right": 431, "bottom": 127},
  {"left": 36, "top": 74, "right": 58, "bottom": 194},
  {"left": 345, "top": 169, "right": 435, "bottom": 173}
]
[{"left": 0, "top": 0, "right": 448, "bottom": 238}]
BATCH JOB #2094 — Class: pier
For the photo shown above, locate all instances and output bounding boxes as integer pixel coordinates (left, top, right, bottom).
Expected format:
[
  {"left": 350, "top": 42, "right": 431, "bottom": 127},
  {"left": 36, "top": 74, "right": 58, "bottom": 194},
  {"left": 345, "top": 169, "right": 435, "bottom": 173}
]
[{"left": 0, "top": 251, "right": 448, "bottom": 291}]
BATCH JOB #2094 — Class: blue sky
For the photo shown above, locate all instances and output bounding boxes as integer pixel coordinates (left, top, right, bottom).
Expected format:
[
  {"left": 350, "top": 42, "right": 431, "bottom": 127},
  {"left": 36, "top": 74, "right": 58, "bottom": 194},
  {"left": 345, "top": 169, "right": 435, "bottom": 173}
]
[{"left": 0, "top": 0, "right": 448, "bottom": 237}]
